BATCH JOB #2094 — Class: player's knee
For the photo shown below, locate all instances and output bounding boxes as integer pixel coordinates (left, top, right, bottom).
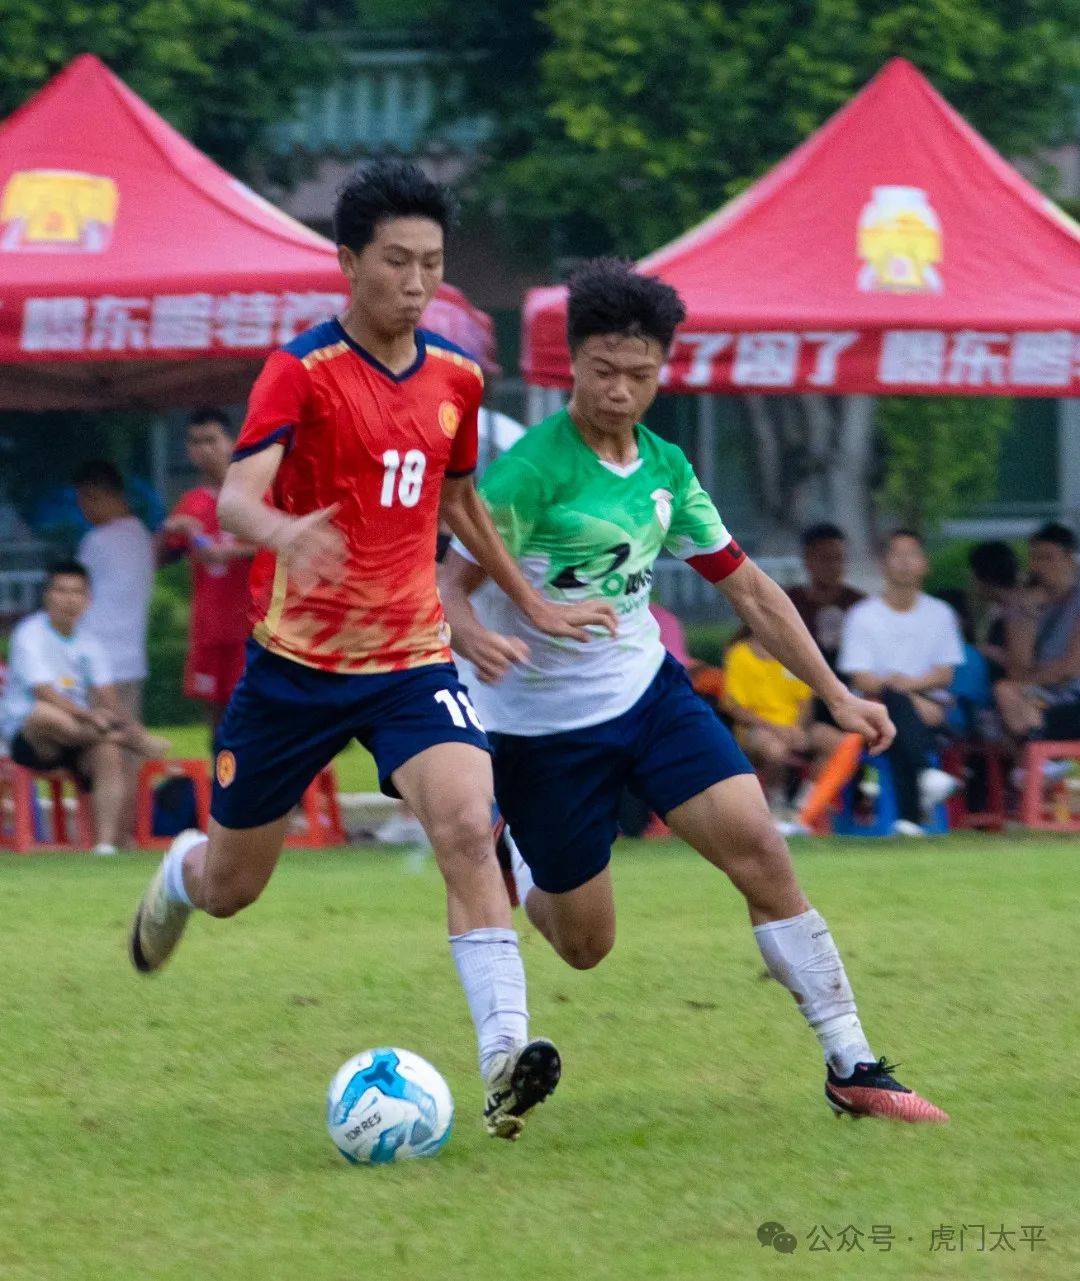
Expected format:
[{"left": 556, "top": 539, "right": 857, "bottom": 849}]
[
  {"left": 200, "top": 872, "right": 262, "bottom": 919},
  {"left": 727, "top": 821, "right": 793, "bottom": 890},
  {"left": 428, "top": 803, "right": 494, "bottom": 870},
  {"left": 556, "top": 927, "right": 614, "bottom": 970}
]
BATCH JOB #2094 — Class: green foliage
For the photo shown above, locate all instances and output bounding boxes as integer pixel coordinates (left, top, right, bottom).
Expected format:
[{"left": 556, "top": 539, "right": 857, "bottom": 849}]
[
  {"left": 684, "top": 620, "right": 739, "bottom": 667},
  {"left": 924, "top": 535, "right": 1027, "bottom": 596},
  {"left": 0, "top": 0, "right": 346, "bottom": 176},
  {"left": 144, "top": 560, "right": 200, "bottom": 727},
  {"left": 876, "top": 396, "right": 1014, "bottom": 534},
  {"left": 456, "top": 0, "right": 1080, "bottom": 260}
]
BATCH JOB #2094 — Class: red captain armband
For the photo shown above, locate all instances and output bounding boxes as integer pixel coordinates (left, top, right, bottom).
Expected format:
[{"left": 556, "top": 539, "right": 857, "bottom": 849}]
[{"left": 685, "top": 540, "right": 746, "bottom": 583}]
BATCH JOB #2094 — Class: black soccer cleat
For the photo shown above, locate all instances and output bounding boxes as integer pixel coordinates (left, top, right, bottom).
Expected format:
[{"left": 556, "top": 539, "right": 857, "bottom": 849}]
[{"left": 483, "top": 1038, "right": 562, "bottom": 1139}]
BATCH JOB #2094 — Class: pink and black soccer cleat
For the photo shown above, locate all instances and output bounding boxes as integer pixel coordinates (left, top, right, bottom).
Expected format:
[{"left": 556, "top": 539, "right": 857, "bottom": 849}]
[{"left": 826, "top": 1057, "right": 949, "bottom": 1123}]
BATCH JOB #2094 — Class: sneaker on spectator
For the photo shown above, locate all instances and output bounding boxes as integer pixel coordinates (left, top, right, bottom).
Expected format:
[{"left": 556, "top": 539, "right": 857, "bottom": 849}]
[
  {"left": 918, "top": 767, "right": 960, "bottom": 812},
  {"left": 891, "top": 819, "right": 925, "bottom": 838}
]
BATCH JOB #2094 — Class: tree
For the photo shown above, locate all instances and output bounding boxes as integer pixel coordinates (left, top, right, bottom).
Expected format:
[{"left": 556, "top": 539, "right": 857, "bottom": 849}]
[
  {"left": 453, "top": 1, "right": 1079, "bottom": 564},
  {"left": 877, "top": 397, "right": 1014, "bottom": 534},
  {"left": 0, "top": 0, "right": 345, "bottom": 178},
  {"left": 471, "top": 0, "right": 1080, "bottom": 261}
]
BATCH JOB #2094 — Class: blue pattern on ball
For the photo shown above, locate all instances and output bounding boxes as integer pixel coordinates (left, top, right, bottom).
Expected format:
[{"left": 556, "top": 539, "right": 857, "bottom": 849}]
[{"left": 332, "top": 1049, "right": 445, "bottom": 1162}]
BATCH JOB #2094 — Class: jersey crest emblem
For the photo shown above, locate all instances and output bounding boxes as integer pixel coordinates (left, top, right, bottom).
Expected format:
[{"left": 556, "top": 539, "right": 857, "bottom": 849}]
[
  {"left": 438, "top": 400, "right": 461, "bottom": 439},
  {"left": 651, "top": 488, "right": 673, "bottom": 532}
]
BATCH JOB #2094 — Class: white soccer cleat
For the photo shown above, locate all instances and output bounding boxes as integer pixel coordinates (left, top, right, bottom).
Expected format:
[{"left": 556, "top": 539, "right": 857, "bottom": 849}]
[
  {"left": 483, "top": 1039, "right": 562, "bottom": 1140},
  {"left": 91, "top": 842, "right": 118, "bottom": 857},
  {"left": 129, "top": 829, "right": 202, "bottom": 974}
]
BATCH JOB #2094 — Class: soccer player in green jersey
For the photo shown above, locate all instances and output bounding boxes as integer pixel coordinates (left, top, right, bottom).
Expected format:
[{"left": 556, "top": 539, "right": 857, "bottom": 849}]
[{"left": 439, "top": 258, "right": 947, "bottom": 1123}]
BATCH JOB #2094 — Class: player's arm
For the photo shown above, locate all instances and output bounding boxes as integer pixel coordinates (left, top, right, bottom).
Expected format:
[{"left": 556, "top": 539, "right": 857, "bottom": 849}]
[
  {"left": 719, "top": 559, "right": 894, "bottom": 753},
  {"left": 217, "top": 447, "right": 344, "bottom": 594},
  {"left": 438, "top": 548, "right": 530, "bottom": 683},
  {"left": 217, "top": 351, "right": 344, "bottom": 592},
  {"left": 439, "top": 476, "right": 616, "bottom": 642}
]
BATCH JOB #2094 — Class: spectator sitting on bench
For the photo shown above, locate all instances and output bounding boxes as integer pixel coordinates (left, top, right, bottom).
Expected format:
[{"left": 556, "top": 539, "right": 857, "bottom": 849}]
[
  {"left": 722, "top": 628, "right": 842, "bottom": 815},
  {"left": 994, "top": 522, "right": 1080, "bottom": 743},
  {"left": 837, "top": 530, "right": 963, "bottom": 835},
  {"left": 787, "top": 523, "right": 864, "bottom": 670},
  {"left": 935, "top": 588, "right": 993, "bottom": 738},
  {"left": 0, "top": 561, "right": 169, "bottom": 856},
  {"left": 968, "top": 540, "right": 1021, "bottom": 682}
]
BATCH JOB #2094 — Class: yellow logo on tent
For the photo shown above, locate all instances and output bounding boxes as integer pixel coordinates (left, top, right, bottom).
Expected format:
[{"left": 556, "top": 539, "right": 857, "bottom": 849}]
[
  {"left": 857, "top": 185, "right": 942, "bottom": 293},
  {"left": 0, "top": 170, "right": 118, "bottom": 253}
]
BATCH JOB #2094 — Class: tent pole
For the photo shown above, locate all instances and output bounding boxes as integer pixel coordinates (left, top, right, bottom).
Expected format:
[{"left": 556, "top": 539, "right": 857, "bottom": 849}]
[
  {"left": 149, "top": 416, "right": 169, "bottom": 508},
  {"left": 696, "top": 394, "right": 718, "bottom": 497},
  {"left": 1059, "top": 398, "right": 1080, "bottom": 527}
]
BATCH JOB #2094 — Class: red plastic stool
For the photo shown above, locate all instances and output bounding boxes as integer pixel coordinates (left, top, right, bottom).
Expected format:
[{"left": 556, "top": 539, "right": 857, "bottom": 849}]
[
  {"left": 1020, "top": 740, "right": 1080, "bottom": 832},
  {"left": 0, "top": 758, "right": 94, "bottom": 853},
  {"left": 286, "top": 767, "right": 346, "bottom": 848},
  {"left": 942, "top": 740, "right": 1007, "bottom": 832},
  {"left": 134, "top": 759, "right": 211, "bottom": 849}
]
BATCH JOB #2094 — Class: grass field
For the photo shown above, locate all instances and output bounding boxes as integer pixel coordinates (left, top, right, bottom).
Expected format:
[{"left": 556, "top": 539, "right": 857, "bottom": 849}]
[{"left": 2, "top": 834, "right": 1078, "bottom": 1280}]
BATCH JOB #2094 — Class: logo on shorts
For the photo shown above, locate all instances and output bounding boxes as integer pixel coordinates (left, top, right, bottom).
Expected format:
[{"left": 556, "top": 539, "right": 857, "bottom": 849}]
[
  {"left": 215, "top": 750, "right": 237, "bottom": 788},
  {"left": 438, "top": 400, "right": 461, "bottom": 438}
]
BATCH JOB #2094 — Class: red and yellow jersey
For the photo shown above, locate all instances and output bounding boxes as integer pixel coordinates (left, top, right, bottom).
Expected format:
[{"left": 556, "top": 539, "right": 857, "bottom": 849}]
[{"left": 234, "top": 319, "right": 482, "bottom": 674}]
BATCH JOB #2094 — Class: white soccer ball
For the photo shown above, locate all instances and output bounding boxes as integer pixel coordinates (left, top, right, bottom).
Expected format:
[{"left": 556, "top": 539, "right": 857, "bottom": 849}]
[{"left": 327, "top": 1047, "right": 454, "bottom": 1164}]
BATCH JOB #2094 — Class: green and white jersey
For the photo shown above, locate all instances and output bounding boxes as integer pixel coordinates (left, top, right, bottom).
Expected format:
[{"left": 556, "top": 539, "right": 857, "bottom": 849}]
[{"left": 453, "top": 409, "right": 733, "bottom": 735}]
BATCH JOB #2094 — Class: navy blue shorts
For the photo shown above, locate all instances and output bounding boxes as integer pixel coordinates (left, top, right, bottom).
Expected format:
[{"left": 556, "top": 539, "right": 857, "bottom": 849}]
[
  {"left": 211, "top": 641, "right": 490, "bottom": 830},
  {"left": 490, "top": 653, "right": 753, "bottom": 894}
]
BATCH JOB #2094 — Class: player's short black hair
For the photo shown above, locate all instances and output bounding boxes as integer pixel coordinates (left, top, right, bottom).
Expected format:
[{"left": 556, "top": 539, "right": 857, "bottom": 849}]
[
  {"left": 801, "top": 522, "right": 846, "bottom": 548},
  {"left": 333, "top": 158, "right": 454, "bottom": 253},
  {"left": 187, "top": 407, "right": 233, "bottom": 436},
  {"left": 968, "top": 540, "right": 1019, "bottom": 589},
  {"left": 1030, "top": 521, "right": 1077, "bottom": 552},
  {"left": 566, "top": 258, "right": 686, "bottom": 354},
  {"left": 44, "top": 559, "right": 90, "bottom": 589},
  {"left": 72, "top": 459, "right": 123, "bottom": 493},
  {"left": 886, "top": 527, "right": 925, "bottom": 550}
]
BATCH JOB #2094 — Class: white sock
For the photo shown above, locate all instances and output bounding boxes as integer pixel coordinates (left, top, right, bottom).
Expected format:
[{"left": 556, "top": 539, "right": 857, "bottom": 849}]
[
  {"left": 753, "top": 908, "right": 873, "bottom": 1078},
  {"left": 161, "top": 833, "right": 201, "bottom": 909},
  {"left": 449, "top": 927, "right": 529, "bottom": 1076},
  {"left": 504, "top": 826, "right": 535, "bottom": 907}
]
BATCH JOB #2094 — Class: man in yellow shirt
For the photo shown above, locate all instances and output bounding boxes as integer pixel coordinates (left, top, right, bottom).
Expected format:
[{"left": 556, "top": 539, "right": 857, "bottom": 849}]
[{"left": 724, "top": 633, "right": 842, "bottom": 810}]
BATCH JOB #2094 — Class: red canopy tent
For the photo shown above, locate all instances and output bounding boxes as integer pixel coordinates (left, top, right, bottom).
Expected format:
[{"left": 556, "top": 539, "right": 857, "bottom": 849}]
[
  {"left": 523, "top": 58, "right": 1080, "bottom": 398},
  {"left": 0, "top": 54, "right": 496, "bottom": 410}
]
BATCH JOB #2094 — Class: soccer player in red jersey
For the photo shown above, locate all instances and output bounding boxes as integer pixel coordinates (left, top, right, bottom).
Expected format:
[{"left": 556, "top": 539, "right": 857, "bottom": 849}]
[
  {"left": 130, "top": 160, "right": 615, "bottom": 1140},
  {"left": 159, "top": 410, "right": 255, "bottom": 736}
]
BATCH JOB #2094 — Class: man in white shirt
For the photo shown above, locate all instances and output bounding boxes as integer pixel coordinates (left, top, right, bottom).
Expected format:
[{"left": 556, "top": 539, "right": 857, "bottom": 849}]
[
  {"left": 74, "top": 459, "right": 154, "bottom": 718},
  {"left": 2, "top": 562, "right": 168, "bottom": 854},
  {"left": 839, "top": 529, "right": 964, "bottom": 834},
  {"left": 75, "top": 459, "right": 155, "bottom": 837}
]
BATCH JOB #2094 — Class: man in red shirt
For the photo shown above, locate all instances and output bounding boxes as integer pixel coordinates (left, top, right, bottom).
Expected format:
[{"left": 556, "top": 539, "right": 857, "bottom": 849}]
[
  {"left": 130, "top": 160, "right": 614, "bottom": 1142},
  {"left": 160, "top": 410, "right": 255, "bottom": 736}
]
